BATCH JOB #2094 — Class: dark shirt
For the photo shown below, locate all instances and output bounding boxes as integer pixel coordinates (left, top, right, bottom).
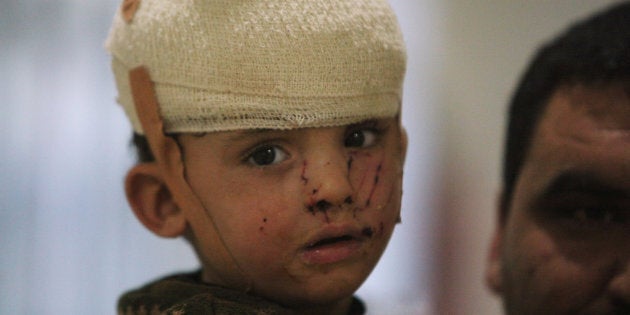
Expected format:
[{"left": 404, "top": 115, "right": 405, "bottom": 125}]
[{"left": 118, "top": 271, "right": 366, "bottom": 315}]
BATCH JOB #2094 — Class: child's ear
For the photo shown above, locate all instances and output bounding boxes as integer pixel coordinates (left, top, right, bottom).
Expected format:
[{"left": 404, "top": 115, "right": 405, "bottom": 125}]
[
  {"left": 486, "top": 192, "right": 508, "bottom": 294},
  {"left": 400, "top": 127, "right": 408, "bottom": 165},
  {"left": 124, "top": 163, "right": 187, "bottom": 238}
]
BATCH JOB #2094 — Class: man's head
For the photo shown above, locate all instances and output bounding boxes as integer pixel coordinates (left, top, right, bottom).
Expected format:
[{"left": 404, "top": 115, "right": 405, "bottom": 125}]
[
  {"left": 107, "top": 0, "right": 407, "bottom": 311},
  {"left": 487, "top": 2, "right": 630, "bottom": 314}
]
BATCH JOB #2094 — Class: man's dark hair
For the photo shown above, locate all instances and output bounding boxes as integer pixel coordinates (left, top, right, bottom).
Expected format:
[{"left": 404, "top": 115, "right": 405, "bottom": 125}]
[{"left": 502, "top": 1, "right": 630, "bottom": 215}]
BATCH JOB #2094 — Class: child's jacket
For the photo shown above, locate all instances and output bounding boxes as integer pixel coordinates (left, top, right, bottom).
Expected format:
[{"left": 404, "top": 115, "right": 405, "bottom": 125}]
[{"left": 118, "top": 271, "right": 366, "bottom": 314}]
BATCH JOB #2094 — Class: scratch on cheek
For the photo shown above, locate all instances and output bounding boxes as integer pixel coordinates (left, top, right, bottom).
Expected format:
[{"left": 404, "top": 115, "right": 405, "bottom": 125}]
[
  {"left": 379, "top": 221, "right": 384, "bottom": 236},
  {"left": 347, "top": 156, "right": 354, "bottom": 171},
  {"left": 301, "top": 160, "right": 308, "bottom": 185},
  {"left": 362, "top": 227, "right": 374, "bottom": 238},
  {"left": 359, "top": 164, "right": 368, "bottom": 185},
  {"left": 365, "top": 162, "right": 383, "bottom": 207},
  {"left": 307, "top": 205, "right": 331, "bottom": 223},
  {"left": 259, "top": 217, "right": 268, "bottom": 233}
]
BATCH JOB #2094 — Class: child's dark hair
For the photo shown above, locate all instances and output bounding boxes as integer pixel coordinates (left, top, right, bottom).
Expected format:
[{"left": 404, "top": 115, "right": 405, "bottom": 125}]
[
  {"left": 502, "top": 1, "right": 630, "bottom": 216},
  {"left": 132, "top": 133, "right": 155, "bottom": 163}
]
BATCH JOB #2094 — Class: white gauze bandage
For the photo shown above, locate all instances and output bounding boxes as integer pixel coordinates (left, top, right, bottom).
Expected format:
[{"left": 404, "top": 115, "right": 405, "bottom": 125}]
[{"left": 106, "top": 0, "right": 406, "bottom": 134}]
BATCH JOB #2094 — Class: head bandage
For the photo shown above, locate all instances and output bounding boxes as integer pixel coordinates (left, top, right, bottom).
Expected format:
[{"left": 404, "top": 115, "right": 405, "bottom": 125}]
[{"left": 106, "top": 0, "right": 406, "bottom": 134}]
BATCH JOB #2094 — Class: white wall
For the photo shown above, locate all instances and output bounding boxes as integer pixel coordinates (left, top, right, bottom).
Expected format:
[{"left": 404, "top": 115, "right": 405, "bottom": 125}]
[{"left": 0, "top": 1, "right": 622, "bottom": 314}]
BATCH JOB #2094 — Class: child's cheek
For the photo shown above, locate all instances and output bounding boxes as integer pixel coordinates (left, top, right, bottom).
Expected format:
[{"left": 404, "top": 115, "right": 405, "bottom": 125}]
[
  {"left": 254, "top": 207, "right": 293, "bottom": 242},
  {"left": 349, "top": 151, "right": 399, "bottom": 213}
]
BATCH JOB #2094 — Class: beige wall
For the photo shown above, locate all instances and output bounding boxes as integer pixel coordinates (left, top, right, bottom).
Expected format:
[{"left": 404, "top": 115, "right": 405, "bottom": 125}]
[{"left": 433, "top": 1, "right": 623, "bottom": 314}]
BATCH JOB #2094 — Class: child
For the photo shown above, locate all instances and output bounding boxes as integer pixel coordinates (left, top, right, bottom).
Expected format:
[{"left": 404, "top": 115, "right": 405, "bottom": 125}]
[{"left": 107, "top": 0, "right": 407, "bottom": 314}]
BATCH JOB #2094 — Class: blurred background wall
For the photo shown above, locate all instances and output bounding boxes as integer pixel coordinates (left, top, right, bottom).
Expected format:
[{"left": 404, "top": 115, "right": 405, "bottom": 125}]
[{"left": 0, "top": 1, "right": 622, "bottom": 314}]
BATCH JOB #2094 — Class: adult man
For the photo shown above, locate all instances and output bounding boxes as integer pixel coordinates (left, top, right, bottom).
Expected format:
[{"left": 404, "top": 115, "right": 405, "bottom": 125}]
[{"left": 485, "top": 2, "right": 630, "bottom": 314}]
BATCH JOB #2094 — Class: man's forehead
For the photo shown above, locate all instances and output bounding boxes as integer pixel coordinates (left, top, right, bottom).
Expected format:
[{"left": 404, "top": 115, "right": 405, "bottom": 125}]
[
  {"left": 541, "top": 83, "right": 630, "bottom": 142},
  {"left": 519, "top": 83, "right": 630, "bottom": 198}
]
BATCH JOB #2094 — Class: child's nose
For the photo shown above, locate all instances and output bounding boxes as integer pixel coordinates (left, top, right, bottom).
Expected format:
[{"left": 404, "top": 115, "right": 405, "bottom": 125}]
[{"left": 304, "top": 149, "right": 353, "bottom": 209}]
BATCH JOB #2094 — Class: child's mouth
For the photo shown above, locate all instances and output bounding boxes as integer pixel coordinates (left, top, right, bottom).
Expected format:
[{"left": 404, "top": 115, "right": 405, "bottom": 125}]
[
  {"left": 306, "top": 235, "right": 354, "bottom": 249},
  {"left": 301, "top": 228, "right": 367, "bottom": 265}
]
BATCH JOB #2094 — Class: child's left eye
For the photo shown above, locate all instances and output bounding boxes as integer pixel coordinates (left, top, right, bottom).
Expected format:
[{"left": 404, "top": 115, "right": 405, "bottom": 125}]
[
  {"left": 247, "top": 145, "right": 288, "bottom": 166},
  {"left": 344, "top": 129, "right": 377, "bottom": 148}
]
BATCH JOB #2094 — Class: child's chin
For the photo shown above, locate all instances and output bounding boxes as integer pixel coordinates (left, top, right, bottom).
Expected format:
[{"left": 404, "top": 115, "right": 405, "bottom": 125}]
[
  {"left": 280, "top": 288, "right": 357, "bottom": 310},
  {"left": 292, "top": 278, "right": 363, "bottom": 305},
  {"left": 251, "top": 275, "right": 359, "bottom": 309}
]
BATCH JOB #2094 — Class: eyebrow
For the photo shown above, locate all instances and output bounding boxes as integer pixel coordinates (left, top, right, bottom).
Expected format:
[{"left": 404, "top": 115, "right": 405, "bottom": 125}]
[
  {"left": 541, "top": 171, "right": 629, "bottom": 199},
  {"left": 224, "top": 128, "right": 279, "bottom": 142},
  {"left": 222, "top": 119, "right": 385, "bottom": 142}
]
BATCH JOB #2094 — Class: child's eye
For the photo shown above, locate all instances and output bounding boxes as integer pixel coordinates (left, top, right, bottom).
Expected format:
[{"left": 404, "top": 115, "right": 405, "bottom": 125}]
[
  {"left": 344, "top": 129, "right": 377, "bottom": 148},
  {"left": 247, "top": 145, "right": 288, "bottom": 166}
]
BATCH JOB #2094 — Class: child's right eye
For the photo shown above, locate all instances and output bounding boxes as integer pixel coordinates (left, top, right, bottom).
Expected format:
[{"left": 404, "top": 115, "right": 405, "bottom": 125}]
[
  {"left": 344, "top": 129, "right": 378, "bottom": 148},
  {"left": 247, "top": 145, "right": 288, "bottom": 166}
]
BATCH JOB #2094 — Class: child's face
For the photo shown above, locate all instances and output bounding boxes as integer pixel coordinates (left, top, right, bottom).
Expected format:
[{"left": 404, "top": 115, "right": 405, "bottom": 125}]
[{"left": 177, "top": 117, "right": 405, "bottom": 307}]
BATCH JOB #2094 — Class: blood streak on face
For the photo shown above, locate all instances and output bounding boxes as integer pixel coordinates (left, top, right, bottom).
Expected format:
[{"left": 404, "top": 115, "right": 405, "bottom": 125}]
[
  {"left": 362, "top": 227, "right": 374, "bottom": 238},
  {"left": 259, "top": 217, "right": 267, "bottom": 233},
  {"left": 300, "top": 160, "right": 309, "bottom": 185},
  {"left": 365, "top": 162, "right": 383, "bottom": 207}
]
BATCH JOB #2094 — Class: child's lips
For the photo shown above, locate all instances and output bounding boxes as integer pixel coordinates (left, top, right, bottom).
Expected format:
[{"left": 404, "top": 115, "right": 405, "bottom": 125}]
[{"left": 300, "top": 225, "right": 367, "bottom": 265}]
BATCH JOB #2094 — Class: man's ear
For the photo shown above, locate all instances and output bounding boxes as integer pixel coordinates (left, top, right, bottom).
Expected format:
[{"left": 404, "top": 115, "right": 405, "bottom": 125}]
[
  {"left": 485, "top": 191, "right": 509, "bottom": 295},
  {"left": 125, "top": 163, "right": 187, "bottom": 238}
]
